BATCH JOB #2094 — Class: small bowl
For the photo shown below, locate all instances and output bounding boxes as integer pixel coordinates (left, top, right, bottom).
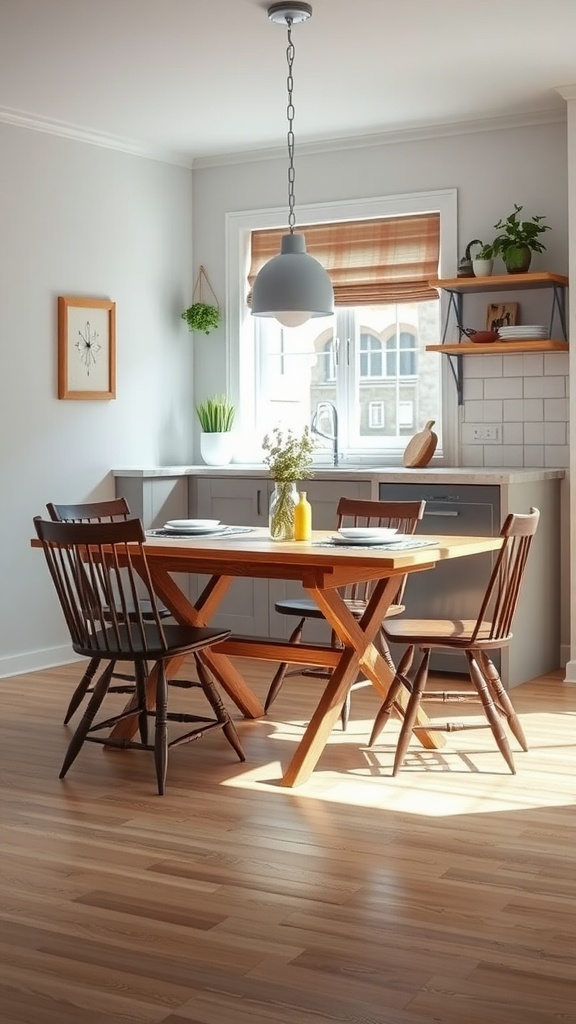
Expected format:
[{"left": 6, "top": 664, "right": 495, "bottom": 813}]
[{"left": 468, "top": 330, "right": 498, "bottom": 344}]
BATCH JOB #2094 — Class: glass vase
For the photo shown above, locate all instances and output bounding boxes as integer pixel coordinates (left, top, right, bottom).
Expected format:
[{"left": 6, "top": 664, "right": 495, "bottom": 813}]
[{"left": 269, "top": 481, "right": 298, "bottom": 541}]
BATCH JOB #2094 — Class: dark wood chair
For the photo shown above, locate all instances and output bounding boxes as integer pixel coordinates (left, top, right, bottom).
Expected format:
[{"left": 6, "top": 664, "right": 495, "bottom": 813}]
[
  {"left": 369, "top": 507, "right": 540, "bottom": 774},
  {"left": 47, "top": 498, "right": 170, "bottom": 723},
  {"left": 264, "top": 496, "right": 426, "bottom": 728},
  {"left": 34, "top": 515, "right": 245, "bottom": 794}
]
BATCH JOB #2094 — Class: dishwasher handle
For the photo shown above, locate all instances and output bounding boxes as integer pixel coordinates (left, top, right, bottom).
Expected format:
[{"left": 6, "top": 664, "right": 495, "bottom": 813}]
[{"left": 424, "top": 509, "right": 459, "bottom": 517}]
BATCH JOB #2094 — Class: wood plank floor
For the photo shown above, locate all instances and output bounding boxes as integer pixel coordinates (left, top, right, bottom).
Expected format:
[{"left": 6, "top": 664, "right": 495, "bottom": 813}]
[{"left": 1, "top": 657, "right": 575, "bottom": 1023}]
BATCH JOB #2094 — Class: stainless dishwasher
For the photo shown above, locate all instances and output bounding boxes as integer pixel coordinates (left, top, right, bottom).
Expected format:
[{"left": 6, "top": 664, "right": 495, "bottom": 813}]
[{"left": 379, "top": 483, "right": 501, "bottom": 673}]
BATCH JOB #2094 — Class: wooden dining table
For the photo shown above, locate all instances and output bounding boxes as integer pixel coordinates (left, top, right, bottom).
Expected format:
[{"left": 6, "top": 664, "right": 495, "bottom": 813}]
[{"left": 105, "top": 526, "right": 503, "bottom": 787}]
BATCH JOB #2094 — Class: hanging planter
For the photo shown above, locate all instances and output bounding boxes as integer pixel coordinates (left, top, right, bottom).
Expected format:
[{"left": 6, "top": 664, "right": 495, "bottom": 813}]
[{"left": 181, "top": 265, "right": 221, "bottom": 334}]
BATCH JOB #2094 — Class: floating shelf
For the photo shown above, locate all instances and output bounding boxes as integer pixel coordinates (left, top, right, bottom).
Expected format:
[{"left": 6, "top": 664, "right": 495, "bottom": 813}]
[
  {"left": 426, "top": 340, "right": 569, "bottom": 355},
  {"left": 429, "top": 272, "right": 569, "bottom": 294},
  {"left": 428, "top": 271, "right": 569, "bottom": 404}
]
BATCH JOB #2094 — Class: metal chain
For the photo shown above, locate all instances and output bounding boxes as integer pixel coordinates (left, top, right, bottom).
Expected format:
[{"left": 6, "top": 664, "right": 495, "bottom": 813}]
[{"left": 285, "top": 18, "right": 296, "bottom": 233}]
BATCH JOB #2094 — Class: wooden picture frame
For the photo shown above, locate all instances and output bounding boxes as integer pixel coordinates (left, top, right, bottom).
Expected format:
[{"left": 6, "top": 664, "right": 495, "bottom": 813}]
[
  {"left": 58, "top": 296, "right": 116, "bottom": 400},
  {"left": 486, "top": 302, "right": 518, "bottom": 333}
]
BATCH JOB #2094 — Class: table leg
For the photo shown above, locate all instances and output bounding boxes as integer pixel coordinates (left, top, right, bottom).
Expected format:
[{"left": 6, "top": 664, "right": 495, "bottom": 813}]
[{"left": 281, "top": 574, "right": 444, "bottom": 787}]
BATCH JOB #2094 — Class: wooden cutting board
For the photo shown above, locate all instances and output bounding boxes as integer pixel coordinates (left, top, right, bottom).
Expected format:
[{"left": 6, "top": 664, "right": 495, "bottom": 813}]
[{"left": 402, "top": 420, "right": 438, "bottom": 468}]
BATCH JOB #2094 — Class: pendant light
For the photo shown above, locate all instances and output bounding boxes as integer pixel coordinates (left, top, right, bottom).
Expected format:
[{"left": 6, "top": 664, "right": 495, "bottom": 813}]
[{"left": 251, "top": 2, "right": 334, "bottom": 328}]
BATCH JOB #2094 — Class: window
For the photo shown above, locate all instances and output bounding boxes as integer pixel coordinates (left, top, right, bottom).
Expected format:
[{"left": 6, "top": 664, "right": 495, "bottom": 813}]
[
  {"left": 385, "top": 330, "right": 417, "bottom": 378},
  {"left": 369, "top": 401, "right": 385, "bottom": 429},
  {"left": 227, "top": 189, "right": 457, "bottom": 462},
  {"left": 360, "top": 334, "right": 383, "bottom": 378}
]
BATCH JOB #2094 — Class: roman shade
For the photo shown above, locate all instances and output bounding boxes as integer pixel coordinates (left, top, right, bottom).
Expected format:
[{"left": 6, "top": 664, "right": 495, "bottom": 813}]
[{"left": 248, "top": 212, "right": 440, "bottom": 307}]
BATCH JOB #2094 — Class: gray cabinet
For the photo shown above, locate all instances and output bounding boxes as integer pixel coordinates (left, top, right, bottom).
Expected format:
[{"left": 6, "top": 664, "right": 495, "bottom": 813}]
[
  {"left": 190, "top": 475, "right": 372, "bottom": 638},
  {"left": 379, "top": 478, "right": 561, "bottom": 688}
]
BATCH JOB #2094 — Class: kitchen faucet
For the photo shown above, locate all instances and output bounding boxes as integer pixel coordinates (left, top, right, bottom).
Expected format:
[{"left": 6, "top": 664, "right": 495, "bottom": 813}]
[{"left": 311, "top": 401, "right": 339, "bottom": 467}]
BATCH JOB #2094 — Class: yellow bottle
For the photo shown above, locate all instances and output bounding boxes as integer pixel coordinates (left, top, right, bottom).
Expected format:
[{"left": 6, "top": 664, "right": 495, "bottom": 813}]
[{"left": 294, "top": 490, "right": 312, "bottom": 541}]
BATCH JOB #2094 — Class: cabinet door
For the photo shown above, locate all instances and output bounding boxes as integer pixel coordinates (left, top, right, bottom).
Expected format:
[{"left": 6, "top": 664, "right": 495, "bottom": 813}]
[{"left": 193, "top": 477, "right": 270, "bottom": 635}]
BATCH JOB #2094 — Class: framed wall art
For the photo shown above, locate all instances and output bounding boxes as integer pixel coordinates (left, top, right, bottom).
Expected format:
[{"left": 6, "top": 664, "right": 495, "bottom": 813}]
[
  {"left": 58, "top": 296, "right": 116, "bottom": 400},
  {"left": 486, "top": 302, "right": 518, "bottom": 333}
]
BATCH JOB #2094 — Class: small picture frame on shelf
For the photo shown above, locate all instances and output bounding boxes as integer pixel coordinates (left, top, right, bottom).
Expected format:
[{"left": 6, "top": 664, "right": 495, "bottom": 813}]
[
  {"left": 486, "top": 302, "right": 518, "bottom": 333},
  {"left": 58, "top": 296, "right": 116, "bottom": 400}
]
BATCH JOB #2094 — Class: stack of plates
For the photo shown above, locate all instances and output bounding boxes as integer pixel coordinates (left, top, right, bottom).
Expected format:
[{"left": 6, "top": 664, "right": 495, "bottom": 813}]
[{"left": 497, "top": 325, "right": 548, "bottom": 341}]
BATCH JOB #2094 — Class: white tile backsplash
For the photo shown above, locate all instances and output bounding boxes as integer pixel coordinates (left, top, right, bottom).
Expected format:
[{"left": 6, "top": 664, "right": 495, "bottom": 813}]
[{"left": 461, "top": 357, "right": 568, "bottom": 469}]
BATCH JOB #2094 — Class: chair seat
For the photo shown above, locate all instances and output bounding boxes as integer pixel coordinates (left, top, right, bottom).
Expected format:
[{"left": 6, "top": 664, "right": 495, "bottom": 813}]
[
  {"left": 74, "top": 623, "right": 230, "bottom": 662},
  {"left": 385, "top": 617, "right": 505, "bottom": 647},
  {"left": 275, "top": 597, "right": 404, "bottom": 620}
]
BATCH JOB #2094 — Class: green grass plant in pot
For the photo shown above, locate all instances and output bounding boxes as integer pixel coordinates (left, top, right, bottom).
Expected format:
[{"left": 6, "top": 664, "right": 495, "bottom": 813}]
[
  {"left": 197, "top": 395, "right": 236, "bottom": 466},
  {"left": 492, "top": 204, "right": 550, "bottom": 274}
]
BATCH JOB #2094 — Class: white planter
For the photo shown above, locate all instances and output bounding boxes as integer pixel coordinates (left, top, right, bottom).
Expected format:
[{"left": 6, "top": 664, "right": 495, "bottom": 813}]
[
  {"left": 472, "top": 258, "right": 494, "bottom": 278},
  {"left": 200, "top": 431, "right": 234, "bottom": 466}
]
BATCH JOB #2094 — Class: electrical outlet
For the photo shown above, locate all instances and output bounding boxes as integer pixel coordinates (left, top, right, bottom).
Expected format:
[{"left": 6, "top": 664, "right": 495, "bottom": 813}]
[{"left": 472, "top": 426, "right": 501, "bottom": 443}]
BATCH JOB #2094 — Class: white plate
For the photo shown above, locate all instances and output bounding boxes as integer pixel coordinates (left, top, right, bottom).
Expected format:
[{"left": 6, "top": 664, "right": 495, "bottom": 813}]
[
  {"left": 163, "top": 523, "right": 223, "bottom": 535},
  {"left": 164, "top": 519, "right": 220, "bottom": 530},
  {"left": 338, "top": 526, "right": 398, "bottom": 541}
]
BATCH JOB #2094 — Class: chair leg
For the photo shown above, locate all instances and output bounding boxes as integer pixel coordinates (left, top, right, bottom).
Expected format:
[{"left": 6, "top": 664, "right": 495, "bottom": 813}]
[
  {"left": 134, "top": 662, "right": 149, "bottom": 747},
  {"left": 264, "top": 617, "right": 306, "bottom": 713},
  {"left": 60, "top": 662, "right": 115, "bottom": 778},
  {"left": 195, "top": 655, "right": 245, "bottom": 762},
  {"left": 154, "top": 662, "right": 169, "bottom": 795},
  {"left": 477, "top": 651, "right": 528, "bottom": 751},
  {"left": 63, "top": 656, "right": 106, "bottom": 725},
  {"left": 393, "top": 648, "right": 430, "bottom": 775},
  {"left": 340, "top": 691, "right": 351, "bottom": 731},
  {"left": 369, "top": 645, "right": 415, "bottom": 747},
  {"left": 466, "top": 651, "right": 516, "bottom": 773}
]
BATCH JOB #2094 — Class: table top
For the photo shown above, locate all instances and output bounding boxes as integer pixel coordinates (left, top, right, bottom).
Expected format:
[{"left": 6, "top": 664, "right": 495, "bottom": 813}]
[{"left": 140, "top": 527, "right": 503, "bottom": 582}]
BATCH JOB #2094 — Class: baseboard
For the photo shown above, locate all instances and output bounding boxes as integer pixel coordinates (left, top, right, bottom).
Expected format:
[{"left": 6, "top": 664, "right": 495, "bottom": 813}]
[
  {"left": 563, "top": 657, "right": 576, "bottom": 684},
  {"left": 0, "top": 644, "right": 81, "bottom": 679}
]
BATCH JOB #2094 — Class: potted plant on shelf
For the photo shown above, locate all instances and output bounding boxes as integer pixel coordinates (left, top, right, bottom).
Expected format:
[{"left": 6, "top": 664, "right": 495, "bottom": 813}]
[
  {"left": 492, "top": 204, "right": 551, "bottom": 274},
  {"left": 196, "top": 395, "right": 236, "bottom": 466},
  {"left": 470, "top": 241, "right": 495, "bottom": 278},
  {"left": 262, "top": 426, "right": 316, "bottom": 541}
]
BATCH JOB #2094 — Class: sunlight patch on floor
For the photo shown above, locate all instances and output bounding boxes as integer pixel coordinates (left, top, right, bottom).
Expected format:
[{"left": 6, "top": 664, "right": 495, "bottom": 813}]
[{"left": 220, "top": 713, "right": 574, "bottom": 817}]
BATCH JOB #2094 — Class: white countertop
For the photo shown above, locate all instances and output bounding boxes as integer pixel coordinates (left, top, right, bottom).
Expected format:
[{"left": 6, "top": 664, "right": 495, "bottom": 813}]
[{"left": 112, "top": 464, "right": 565, "bottom": 484}]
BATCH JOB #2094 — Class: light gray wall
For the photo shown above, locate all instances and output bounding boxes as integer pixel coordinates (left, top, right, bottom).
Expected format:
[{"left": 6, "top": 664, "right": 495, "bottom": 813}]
[
  {"left": 3, "top": 115, "right": 570, "bottom": 675},
  {"left": 0, "top": 124, "right": 194, "bottom": 675},
  {"left": 191, "top": 119, "right": 569, "bottom": 457}
]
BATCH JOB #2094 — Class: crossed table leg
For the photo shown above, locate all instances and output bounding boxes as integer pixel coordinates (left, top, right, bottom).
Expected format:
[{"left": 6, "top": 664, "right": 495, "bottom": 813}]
[{"left": 109, "top": 564, "right": 443, "bottom": 786}]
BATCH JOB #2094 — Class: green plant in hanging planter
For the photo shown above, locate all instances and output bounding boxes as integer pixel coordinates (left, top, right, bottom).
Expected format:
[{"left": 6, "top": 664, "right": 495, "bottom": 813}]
[
  {"left": 196, "top": 395, "right": 236, "bottom": 433},
  {"left": 181, "top": 302, "right": 221, "bottom": 335}
]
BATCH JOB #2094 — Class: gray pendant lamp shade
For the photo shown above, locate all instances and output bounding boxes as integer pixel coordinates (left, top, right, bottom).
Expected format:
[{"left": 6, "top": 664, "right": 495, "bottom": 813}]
[
  {"left": 252, "top": 2, "right": 334, "bottom": 328},
  {"left": 251, "top": 232, "right": 334, "bottom": 327}
]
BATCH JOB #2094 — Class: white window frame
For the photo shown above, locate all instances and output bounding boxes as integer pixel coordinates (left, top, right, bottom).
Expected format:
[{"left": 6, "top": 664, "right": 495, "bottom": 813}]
[{"left": 226, "top": 189, "right": 458, "bottom": 465}]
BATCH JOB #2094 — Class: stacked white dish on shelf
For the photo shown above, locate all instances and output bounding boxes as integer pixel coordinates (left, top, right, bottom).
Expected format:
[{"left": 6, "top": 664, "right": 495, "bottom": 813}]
[{"left": 497, "top": 324, "right": 548, "bottom": 341}]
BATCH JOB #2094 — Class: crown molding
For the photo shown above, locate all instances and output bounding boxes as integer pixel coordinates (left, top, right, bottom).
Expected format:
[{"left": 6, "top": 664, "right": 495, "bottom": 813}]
[
  {"left": 0, "top": 106, "right": 193, "bottom": 168},
  {"left": 193, "top": 107, "right": 567, "bottom": 169},
  {"left": 0, "top": 103, "right": 566, "bottom": 170}
]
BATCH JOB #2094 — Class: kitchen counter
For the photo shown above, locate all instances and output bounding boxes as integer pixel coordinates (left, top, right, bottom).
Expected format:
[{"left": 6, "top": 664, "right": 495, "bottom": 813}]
[{"left": 112, "top": 464, "right": 565, "bottom": 484}]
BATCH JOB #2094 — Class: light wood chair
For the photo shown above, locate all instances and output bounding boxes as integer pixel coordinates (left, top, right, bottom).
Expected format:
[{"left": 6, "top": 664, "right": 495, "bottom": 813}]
[
  {"left": 34, "top": 515, "right": 244, "bottom": 794},
  {"left": 369, "top": 507, "right": 540, "bottom": 774},
  {"left": 264, "top": 496, "right": 426, "bottom": 728},
  {"left": 47, "top": 498, "right": 170, "bottom": 723}
]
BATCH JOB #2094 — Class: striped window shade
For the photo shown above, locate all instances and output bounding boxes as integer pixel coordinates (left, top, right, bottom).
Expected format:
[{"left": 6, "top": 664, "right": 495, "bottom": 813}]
[{"left": 248, "top": 212, "right": 440, "bottom": 307}]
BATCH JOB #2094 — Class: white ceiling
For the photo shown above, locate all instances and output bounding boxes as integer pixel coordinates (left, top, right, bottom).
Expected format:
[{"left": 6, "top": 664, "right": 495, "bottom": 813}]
[{"left": 1, "top": 0, "right": 575, "bottom": 166}]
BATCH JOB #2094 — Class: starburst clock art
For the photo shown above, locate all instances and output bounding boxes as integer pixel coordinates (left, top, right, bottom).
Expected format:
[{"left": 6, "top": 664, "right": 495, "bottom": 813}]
[{"left": 58, "top": 296, "right": 116, "bottom": 400}]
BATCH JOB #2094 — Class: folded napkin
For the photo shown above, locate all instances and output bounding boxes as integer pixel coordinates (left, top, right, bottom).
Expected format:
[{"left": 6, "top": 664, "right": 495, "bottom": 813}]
[{"left": 314, "top": 538, "right": 439, "bottom": 551}]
